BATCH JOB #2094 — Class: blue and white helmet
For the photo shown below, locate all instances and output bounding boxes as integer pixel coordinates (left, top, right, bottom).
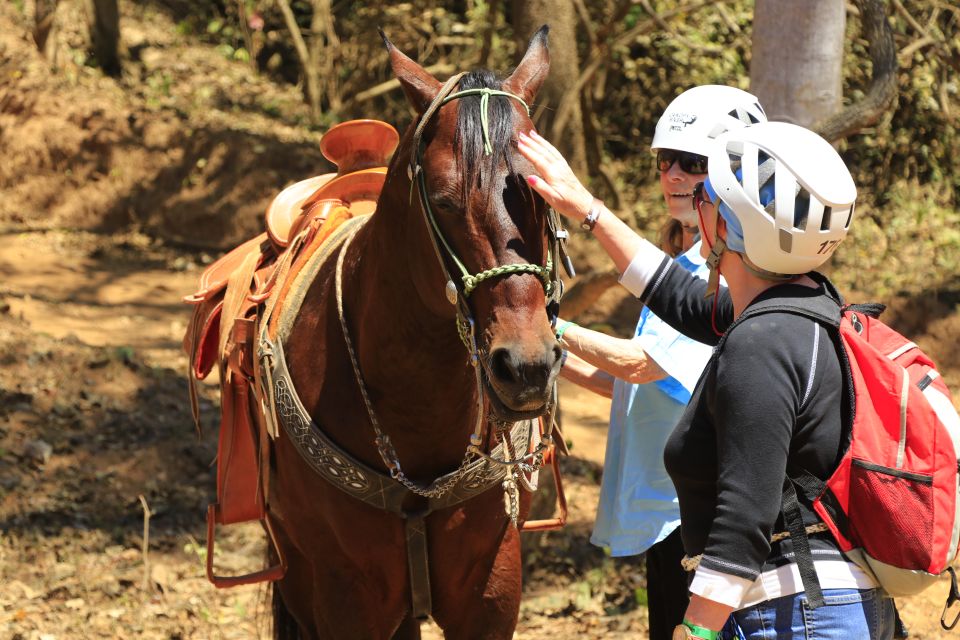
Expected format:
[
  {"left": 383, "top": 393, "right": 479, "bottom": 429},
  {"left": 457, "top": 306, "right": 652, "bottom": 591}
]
[{"left": 705, "top": 121, "right": 857, "bottom": 275}]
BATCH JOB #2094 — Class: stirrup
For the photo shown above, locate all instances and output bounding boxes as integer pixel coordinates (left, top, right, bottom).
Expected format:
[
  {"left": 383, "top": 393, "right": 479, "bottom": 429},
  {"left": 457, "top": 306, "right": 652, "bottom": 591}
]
[
  {"left": 520, "top": 417, "right": 568, "bottom": 532},
  {"left": 206, "top": 503, "right": 287, "bottom": 588}
]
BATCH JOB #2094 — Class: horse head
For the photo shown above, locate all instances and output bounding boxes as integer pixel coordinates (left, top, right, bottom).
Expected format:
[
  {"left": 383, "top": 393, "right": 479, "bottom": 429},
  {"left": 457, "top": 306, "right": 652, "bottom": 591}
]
[{"left": 382, "top": 28, "right": 560, "bottom": 422}]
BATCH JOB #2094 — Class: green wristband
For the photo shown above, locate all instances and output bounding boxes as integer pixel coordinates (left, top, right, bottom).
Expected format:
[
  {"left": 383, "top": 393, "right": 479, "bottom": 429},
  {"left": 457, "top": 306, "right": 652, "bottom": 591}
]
[
  {"left": 682, "top": 619, "right": 720, "bottom": 640},
  {"left": 554, "top": 320, "right": 576, "bottom": 342}
]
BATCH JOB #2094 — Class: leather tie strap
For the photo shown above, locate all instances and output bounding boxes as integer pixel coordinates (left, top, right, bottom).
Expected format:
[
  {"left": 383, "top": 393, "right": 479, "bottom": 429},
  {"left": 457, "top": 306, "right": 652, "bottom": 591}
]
[{"left": 404, "top": 509, "right": 432, "bottom": 620}]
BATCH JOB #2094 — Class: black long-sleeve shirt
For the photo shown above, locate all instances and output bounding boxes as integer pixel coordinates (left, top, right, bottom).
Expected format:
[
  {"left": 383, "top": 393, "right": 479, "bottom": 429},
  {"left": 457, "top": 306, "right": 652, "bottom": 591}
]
[{"left": 620, "top": 241, "right": 855, "bottom": 606}]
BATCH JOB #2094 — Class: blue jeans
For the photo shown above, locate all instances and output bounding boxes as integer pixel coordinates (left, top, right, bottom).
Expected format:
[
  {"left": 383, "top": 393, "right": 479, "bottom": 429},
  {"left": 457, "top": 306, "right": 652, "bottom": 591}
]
[{"left": 720, "top": 588, "right": 895, "bottom": 639}]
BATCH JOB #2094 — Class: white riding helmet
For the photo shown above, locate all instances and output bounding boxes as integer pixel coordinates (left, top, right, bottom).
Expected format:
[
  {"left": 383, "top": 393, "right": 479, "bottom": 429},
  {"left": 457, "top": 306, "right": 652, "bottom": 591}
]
[
  {"left": 651, "top": 85, "right": 767, "bottom": 155},
  {"left": 706, "top": 121, "right": 857, "bottom": 275}
]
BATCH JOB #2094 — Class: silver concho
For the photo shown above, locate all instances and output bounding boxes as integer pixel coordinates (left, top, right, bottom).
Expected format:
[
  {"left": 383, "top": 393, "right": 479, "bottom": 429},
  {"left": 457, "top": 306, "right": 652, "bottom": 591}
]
[{"left": 445, "top": 280, "right": 458, "bottom": 305}]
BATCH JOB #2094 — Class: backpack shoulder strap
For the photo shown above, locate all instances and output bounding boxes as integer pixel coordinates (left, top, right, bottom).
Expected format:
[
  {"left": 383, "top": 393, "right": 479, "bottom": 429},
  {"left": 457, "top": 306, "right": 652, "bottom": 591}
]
[
  {"left": 714, "top": 274, "right": 843, "bottom": 355},
  {"left": 737, "top": 287, "right": 842, "bottom": 329}
]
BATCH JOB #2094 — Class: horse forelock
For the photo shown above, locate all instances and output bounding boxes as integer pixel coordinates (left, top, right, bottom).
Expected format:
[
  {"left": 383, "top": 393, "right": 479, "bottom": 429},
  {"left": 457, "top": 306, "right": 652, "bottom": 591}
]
[{"left": 453, "top": 70, "right": 519, "bottom": 204}]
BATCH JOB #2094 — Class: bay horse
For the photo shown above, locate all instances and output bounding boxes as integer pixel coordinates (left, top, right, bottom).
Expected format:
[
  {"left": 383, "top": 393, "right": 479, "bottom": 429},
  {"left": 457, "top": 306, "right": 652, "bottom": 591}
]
[{"left": 266, "top": 28, "right": 561, "bottom": 639}]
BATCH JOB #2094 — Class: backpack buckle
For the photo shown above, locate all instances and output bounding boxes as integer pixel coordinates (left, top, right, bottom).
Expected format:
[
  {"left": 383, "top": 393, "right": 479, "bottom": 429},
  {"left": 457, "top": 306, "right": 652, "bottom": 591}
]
[{"left": 941, "top": 566, "right": 960, "bottom": 630}]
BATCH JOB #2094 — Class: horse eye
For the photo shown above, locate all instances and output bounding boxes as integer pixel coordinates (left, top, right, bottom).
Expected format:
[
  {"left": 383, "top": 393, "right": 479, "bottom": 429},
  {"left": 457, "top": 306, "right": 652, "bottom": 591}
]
[{"left": 432, "top": 197, "right": 464, "bottom": 215}]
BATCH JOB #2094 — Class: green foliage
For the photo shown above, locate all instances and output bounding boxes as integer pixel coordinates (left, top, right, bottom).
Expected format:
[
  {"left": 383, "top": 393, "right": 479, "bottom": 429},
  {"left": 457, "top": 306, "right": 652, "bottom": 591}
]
[
  {"left": 634, "top": 587, "right": 648, "bottom": 607},
  {"left": 832, "top": 181, "right": 960, "bottom": 297},
  {"left": 154, "top": 0, "right": 958, "bottom": 294},
  {"left": 841, "top": 1, "right": 959, "bottom": 202},
  {"left": 578, "top": 0, "right": 959, "bottom": 293},
  {"left": 830, "top": 1, "right": 960, "bottom": 294}
]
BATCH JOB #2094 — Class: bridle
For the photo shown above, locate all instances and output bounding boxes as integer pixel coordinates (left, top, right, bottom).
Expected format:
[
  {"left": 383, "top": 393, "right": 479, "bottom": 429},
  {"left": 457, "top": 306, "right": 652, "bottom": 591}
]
[
  {"left": 335, "top": 73, "right": 574, "bottom": 517},
  {"left": 408, "top": 73, "right": 567, "bottom": 355}
]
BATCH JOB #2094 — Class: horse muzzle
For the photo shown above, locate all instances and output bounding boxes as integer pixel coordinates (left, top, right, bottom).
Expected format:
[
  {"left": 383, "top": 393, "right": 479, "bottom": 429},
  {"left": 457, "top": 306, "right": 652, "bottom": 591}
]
[{"left": 482, "top": 342, "right": 560, "bottom": 420}]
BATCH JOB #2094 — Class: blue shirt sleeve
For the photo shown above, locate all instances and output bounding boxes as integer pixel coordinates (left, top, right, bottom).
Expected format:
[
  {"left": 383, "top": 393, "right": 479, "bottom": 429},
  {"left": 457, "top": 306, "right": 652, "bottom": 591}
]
[
  {"left": 634, "top": 241, "right": 714, "bottom": 404},
  {"left": 636, "top": 308, "right": 712, "bottom": 404}
]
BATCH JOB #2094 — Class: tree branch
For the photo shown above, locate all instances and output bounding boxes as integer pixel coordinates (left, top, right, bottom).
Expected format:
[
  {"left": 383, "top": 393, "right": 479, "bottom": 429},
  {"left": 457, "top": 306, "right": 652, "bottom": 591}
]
[
  {"left": 345, "top": 62, "right": 457, "bottom": 108},
  {"left": 560, "top": 268, "right": 621, "bottom": 319},
  {"left": 477, "top": 0, "right": 500, "bottom": 68},
  {"left": 551, "top": 0, "right": 726, "bottom": 142},
  {"left": 275, "top": 0, "right": 310, "bottom": 80},
  {"left": 814, "top": 0, "right": 898, "bottom": 142},
  {"left": 275, "top": 0, "right": 321, "bottom": 118},
  {"left": 573, "top": 0, "right": 597, "bottom": 48},
  {"left": 898, "top": 35, "right": 935, "bottom": 63}
]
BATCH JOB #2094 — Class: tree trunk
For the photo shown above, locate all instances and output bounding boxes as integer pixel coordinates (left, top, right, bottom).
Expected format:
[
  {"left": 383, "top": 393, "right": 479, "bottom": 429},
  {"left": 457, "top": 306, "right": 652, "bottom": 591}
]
[
  {"left": 512, "top": 1, "right": 589, "bottom": 176},
  {"left": 750, "top": 0, "right": 846, "bottom": 127},
  {"left": 814, "top": 0, "right": 898, "bottom": 143},
  {"left": 311, "top": 0, "right": 340, "bottom": 113},
  {"left": 29, "top": 0, "right": 60, "bottom": 64},
  {"left": 86, "top": 0, "right": 121, "bottom": 76}
]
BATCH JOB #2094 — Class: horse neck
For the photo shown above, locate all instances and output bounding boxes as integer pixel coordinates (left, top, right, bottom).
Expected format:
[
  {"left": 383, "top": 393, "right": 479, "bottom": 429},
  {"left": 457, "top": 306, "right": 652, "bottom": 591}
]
[{"left": 343, "top": 169, "right": 482, "bottom": 448}]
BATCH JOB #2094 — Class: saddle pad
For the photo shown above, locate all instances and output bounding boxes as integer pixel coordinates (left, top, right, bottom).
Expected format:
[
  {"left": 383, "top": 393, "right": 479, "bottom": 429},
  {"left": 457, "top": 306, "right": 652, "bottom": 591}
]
[{"left": 266, "top": 211, "right": 369, "bottom": 344}]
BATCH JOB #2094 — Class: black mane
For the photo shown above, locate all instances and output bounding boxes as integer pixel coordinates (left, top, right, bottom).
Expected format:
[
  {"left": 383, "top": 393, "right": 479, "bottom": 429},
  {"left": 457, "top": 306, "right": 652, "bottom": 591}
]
[{"left": 454, "top": 70, "right": 517, "bottom": 200}]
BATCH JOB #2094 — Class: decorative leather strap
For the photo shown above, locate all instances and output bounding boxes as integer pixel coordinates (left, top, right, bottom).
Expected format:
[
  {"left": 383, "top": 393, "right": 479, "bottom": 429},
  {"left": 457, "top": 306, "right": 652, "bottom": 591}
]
[{"left": 260, "top": 332, "right": 531, "bottom": 514}]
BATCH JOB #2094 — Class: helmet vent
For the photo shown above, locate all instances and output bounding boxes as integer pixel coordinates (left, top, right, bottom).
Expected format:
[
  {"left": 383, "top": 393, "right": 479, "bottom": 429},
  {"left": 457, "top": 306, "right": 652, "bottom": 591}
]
[
  {"left": 709, "top": 123, "right": 729, "bottom": 139},
  {"left": 747, "top": 112, "right": 762, "bottom": 124},
  {"left": 820, "top": 206, "right": 833, "bottom": 231},
  {"left": 845, "top": 202, "right": 855, "bottom": 229},
  {"left": 779, "top": 228, "right": 793, "bottom": 253},
  {"left": 794, "top": 190, "right": 810, "bottom": 229}
]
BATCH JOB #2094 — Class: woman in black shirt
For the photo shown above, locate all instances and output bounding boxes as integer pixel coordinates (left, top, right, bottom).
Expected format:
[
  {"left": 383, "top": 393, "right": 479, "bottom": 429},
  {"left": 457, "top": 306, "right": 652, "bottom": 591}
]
[{"left": 517, "top": 121, "right": 896, "bottom": 639}]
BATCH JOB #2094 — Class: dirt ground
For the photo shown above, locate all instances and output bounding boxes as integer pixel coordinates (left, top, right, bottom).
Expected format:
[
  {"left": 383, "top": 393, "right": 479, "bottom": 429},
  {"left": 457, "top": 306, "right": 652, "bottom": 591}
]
[{"left": 0, "top": 229, "right": 955, "bottom": 640}]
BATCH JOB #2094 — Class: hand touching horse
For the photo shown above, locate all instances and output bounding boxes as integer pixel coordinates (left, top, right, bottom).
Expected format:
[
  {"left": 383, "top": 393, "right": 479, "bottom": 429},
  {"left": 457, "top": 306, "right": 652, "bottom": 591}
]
[{"left": 266, "top": 28, "right": 561, "bottom": 639}]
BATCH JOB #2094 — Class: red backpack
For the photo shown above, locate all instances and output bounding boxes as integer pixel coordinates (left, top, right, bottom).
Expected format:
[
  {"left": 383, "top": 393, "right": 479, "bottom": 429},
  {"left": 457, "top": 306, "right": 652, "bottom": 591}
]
[{"left": 731, "top": 275, "right": 960, "bottom": 619}]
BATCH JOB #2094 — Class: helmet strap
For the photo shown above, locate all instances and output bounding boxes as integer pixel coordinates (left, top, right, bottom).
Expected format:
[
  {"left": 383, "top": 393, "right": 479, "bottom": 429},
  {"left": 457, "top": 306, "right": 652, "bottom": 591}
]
[
  {"left": 703, "top": 236, "right": 726, "bottom": 336},
  {"left": 737, "top": 252, "right": 797, "bottom": 283},
  {"left": 704, "top": 237, "right": 725, "bottom": 299},
  {"left": 696, "top": 191, "right": 726, "bottom": 300}
]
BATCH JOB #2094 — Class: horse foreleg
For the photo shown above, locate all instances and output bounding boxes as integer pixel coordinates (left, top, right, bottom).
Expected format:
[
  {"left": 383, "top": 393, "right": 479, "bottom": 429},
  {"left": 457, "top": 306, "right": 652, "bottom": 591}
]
[
  {"left": 433, "top": 523, "right": 524, "bottom": 640},
  {"left": 390, "top": 612, "right": 422, "bottom": 640}
]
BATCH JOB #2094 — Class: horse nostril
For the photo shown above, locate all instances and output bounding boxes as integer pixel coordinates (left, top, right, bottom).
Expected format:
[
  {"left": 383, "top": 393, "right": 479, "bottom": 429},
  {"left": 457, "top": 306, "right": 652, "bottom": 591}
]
[{"left": 489, "top": 348, "right": 519, "bottom": 385}]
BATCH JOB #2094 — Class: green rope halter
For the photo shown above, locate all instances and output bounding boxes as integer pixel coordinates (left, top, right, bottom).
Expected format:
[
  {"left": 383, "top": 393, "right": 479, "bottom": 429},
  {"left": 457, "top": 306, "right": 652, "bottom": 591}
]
[{"left": 414, "top": 86, "right": 552, "bottom": 300}]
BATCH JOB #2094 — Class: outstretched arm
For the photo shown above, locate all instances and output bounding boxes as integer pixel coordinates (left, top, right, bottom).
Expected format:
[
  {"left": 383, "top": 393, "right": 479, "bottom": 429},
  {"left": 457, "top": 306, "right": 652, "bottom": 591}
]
[
  {"left": 519, "top": 130, "right": 646, "bottom": 275},
  {"left": 519, "top": 130, "right": 733, "bottom": 343},
  {"left": 557, "top": 320, "right": 667, "bottom": 386},
  {"left": 559, "top": 351, "right": 615, "bottom": 399}
]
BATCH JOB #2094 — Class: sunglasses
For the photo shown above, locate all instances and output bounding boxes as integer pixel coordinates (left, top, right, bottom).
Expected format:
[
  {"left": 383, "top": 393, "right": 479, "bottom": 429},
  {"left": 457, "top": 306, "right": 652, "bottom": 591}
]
[
  {"left": 657, "top": 149, "right": 708, "bottom": 175},
  {"left": 692, "top": 181, "right": 712, "bottom": 211}
]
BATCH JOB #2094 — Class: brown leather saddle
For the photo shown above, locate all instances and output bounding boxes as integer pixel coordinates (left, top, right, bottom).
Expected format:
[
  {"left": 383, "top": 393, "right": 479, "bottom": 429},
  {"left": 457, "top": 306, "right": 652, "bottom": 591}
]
[{"left": 182, "top": 119, "right": 399, "bottom": 587}]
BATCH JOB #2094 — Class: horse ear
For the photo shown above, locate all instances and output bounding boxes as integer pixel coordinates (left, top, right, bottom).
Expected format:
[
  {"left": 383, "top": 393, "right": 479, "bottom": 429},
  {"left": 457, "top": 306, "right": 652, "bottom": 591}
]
[
  {"left": 504, "top": 25, "right": 550, "bottom": 104},
  {"left": 380, "top": 29, "right": 441, "bottom": 114}
]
